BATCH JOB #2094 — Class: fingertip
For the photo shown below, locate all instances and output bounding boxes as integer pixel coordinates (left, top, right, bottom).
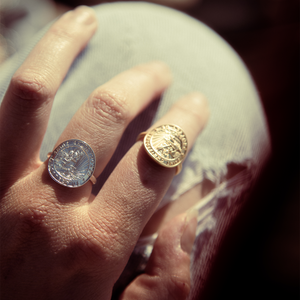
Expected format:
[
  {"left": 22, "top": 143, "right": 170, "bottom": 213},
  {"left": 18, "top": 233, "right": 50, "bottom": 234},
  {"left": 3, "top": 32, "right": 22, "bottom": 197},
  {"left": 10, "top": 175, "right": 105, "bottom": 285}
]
[
  {"left": 149, "top": 60, "right": 172, "bottom": 77},
  {"left": 190, "top": 92, "right": 210, "bottom": 126},
  {"left": 61, "top": 5, "right": 98, "bottom": 32},
  {"left": 156, "top": 210, "right": 197, "bottom": 256},
  {"left": 177, "top": 91, "right": 210, "bottom": 123},
  {"left": 138, "top": 61, "right": 173, "bottom": 87},
  {"left": 180, "top": 208, "right": 198, "bottom": 254},
  {"left": 154, "top": 213, "right": 191, "bottom": 258},
  {"left": 188, "top": 92, "right": 210, "bottom": 113},
  {"left": 72, "top": 5, "right": 98, "bottom": 26}
]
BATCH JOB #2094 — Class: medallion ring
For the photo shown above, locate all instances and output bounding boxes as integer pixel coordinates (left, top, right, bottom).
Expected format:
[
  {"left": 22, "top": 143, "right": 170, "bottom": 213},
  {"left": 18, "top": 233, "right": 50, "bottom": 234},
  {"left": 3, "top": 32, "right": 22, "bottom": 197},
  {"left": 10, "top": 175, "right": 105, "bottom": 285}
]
[
  {"left": 47, "top": 139, "right": 96, "bottom": 188},
  {"left": 137, "top": 124, "right": 188, "bottom": 175}
]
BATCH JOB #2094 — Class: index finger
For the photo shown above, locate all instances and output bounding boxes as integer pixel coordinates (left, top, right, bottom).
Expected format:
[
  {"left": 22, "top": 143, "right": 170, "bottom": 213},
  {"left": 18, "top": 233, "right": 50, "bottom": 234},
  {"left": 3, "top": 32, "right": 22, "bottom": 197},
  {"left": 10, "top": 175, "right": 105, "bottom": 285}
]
[{"left": 0, "top": 6, "right": 97, "bottom": 183}]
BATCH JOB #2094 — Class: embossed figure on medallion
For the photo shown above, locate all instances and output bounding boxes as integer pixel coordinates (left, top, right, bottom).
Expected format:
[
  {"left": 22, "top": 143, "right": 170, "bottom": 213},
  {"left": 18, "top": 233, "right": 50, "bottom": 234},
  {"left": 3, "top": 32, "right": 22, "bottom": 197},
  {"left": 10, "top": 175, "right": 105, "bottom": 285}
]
[
  {"left": 48, "top": 139, "right": 96, "bottom": 188},
  {"left": 144, "top": 124, "right": 188, "bottom": 168},
  {"left": 54, "top": 148, "right": 86, "bottom": 180},
  {"left": 153, "top": 126, "right": 184, "bottom": 159}
]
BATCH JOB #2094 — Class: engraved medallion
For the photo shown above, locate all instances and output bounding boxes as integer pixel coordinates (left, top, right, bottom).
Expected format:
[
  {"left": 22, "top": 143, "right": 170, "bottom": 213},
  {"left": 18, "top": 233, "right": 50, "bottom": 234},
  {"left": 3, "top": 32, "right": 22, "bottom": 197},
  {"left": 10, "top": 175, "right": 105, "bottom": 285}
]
[
  {"left": 143, "top": 124, "right": 188, "bottom": 168},
  {"left": 48, "top": 139, "right": 96, "bottom": 188}
]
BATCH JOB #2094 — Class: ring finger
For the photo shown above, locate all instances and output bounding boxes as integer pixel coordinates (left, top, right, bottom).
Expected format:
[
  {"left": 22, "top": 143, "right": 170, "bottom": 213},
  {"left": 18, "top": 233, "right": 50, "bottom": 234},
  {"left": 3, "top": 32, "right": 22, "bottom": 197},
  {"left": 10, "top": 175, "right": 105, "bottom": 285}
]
[{"left": 89, "top": 92, "right": 209, "bottom": 259}]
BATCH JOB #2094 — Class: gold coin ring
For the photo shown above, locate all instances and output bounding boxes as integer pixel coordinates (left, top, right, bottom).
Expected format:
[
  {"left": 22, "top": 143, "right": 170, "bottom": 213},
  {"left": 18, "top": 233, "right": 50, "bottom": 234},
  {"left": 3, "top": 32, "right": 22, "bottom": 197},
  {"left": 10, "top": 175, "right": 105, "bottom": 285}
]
[{"left": 137, "top": 124, "right": 188, "bottom": 175}]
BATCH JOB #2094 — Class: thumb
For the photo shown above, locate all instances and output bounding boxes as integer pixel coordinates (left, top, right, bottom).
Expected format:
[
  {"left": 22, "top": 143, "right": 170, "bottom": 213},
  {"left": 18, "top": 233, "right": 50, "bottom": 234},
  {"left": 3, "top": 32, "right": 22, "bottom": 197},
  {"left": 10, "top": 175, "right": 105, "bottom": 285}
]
[{"left": 120, "top": 209, "right": 198, "bottom": 300}]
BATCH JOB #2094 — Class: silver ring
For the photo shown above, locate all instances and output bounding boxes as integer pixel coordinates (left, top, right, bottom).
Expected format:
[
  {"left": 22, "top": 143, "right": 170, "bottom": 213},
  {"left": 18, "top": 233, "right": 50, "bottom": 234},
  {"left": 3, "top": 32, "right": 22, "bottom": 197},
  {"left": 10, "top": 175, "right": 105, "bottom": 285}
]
[{"left": 47, "top": 139, "right": 96, "bottom": 188}]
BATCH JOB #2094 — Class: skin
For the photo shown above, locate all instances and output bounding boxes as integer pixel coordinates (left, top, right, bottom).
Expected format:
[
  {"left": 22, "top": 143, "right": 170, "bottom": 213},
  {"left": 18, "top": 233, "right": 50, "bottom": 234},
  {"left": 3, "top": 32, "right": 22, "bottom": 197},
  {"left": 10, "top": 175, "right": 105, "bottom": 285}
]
[{"left": 0, "top": 6, "right": 209, "bottom": 300}]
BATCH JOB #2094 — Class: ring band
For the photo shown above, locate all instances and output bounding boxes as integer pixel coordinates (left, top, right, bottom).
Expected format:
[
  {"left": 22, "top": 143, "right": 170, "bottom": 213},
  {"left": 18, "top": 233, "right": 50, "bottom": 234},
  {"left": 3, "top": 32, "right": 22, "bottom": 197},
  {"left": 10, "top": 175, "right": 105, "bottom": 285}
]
[
  {"left": 137, "top": 124, "right": 188, "bottom": 175},
  {"left": 47, "top": 139, "right": 96, "bottom": 188}
]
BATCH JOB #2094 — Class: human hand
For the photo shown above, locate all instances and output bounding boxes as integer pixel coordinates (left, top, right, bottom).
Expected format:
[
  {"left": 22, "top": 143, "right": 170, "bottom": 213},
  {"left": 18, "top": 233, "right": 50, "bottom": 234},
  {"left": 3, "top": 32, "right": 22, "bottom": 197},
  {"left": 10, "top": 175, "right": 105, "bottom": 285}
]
[{"left": 0, "top": 6, "right": 209, "bottom": 300}]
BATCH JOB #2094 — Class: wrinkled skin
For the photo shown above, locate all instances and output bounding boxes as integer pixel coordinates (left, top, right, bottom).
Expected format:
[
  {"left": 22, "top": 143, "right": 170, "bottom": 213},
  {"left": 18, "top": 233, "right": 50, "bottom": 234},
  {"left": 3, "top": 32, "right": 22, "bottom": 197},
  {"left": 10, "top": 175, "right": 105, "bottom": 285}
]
[{"left": 0, "top": 6, "right": 209, "bottom": 300}]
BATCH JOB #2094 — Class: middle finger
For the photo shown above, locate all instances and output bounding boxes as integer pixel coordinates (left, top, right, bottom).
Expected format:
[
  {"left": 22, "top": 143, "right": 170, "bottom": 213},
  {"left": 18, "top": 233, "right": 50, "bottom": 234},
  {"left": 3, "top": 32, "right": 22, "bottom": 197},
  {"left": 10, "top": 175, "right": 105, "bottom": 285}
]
[{"left": 54, "top": 62, "right": 172, "bottom": 178}]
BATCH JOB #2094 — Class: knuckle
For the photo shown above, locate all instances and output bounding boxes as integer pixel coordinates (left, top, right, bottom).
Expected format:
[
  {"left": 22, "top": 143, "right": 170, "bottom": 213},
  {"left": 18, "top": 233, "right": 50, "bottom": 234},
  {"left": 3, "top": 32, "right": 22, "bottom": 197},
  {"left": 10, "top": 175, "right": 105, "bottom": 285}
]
[
  {"left": 10, "top": 72, "right": 52, "bottom": 102},
  {"left": 19, "top": 207, "right": 47, "bottom": 235},
  {"left": 7, "top": 202, "right": 51, "bottom": 244},
  {"left": 88, "top": 89, "right": 129, "bottom": 125}
]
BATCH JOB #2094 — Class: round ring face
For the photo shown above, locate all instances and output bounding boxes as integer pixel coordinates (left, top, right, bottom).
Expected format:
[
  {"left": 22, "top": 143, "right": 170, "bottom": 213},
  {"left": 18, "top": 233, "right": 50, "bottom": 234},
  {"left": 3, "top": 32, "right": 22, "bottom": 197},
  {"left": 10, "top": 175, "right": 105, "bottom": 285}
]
[
  {"left": 144, "top": 124, "right": 188, "bottom": 168},
  {"left": 48, "top": 139, "right": 96, "bottom": 188}
]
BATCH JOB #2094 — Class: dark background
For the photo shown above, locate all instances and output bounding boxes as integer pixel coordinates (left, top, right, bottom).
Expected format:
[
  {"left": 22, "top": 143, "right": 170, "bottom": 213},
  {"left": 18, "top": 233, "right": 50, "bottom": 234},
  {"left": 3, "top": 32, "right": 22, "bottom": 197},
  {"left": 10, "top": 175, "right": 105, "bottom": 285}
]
[{"left": 187, "top": 1, "right": 299, "bottom": 299}]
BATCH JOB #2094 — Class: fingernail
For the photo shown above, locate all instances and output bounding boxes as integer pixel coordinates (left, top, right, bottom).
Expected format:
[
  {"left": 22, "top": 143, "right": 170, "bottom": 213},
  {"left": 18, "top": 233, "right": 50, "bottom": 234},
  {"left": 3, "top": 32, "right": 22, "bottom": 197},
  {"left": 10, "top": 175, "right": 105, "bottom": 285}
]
[
  {"left": 180, "top": 208, "right": 198, "bottom": 254},
  {"left": 73, "top": 6, "right": 97, "bottom": 25}
]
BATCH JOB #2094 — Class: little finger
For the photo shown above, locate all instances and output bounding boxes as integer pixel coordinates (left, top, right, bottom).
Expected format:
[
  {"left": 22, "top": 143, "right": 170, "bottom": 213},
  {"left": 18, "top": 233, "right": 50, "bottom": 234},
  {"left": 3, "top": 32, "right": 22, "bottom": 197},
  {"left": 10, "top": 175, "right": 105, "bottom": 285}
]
[{"left": 120, "top": 211, "right": 198, "bottom": 300}]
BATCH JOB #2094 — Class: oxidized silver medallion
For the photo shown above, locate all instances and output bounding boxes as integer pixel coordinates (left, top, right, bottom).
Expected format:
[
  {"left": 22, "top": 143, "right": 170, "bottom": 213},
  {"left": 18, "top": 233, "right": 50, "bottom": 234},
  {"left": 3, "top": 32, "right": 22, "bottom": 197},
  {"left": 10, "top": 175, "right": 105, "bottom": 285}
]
[
  {"left": 48, "top": 139, "right": 96, "bottom": 188},
  {"left": 144, "top": 124, "right": 188, "bottom": 168}
]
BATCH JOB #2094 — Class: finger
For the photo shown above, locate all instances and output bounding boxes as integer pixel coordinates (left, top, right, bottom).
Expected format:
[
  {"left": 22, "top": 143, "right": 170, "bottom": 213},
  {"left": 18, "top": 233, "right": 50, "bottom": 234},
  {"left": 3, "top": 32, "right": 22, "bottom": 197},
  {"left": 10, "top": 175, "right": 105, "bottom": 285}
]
[
  {"left": 147, "top": 92, "right": 210, "bottom": 148},
  {"left": 120, "top": 211, "right": 198, "bottom": 300},
  {"left": 89, "top": 93, "right": 208, "bottom": 254},
  {"left": 54, "top": 61, "right": 172, "bottom": 178},
  {"left": 0, "top": 6, "right": 97, "bottom": 181}
]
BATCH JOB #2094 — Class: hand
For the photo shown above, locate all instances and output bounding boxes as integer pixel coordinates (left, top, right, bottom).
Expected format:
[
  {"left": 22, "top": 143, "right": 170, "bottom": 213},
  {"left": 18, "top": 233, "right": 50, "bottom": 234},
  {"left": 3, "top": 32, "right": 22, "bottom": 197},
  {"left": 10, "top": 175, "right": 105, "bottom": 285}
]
[{"left": 0, "top": 6, "right": 209, "bottom": 300}]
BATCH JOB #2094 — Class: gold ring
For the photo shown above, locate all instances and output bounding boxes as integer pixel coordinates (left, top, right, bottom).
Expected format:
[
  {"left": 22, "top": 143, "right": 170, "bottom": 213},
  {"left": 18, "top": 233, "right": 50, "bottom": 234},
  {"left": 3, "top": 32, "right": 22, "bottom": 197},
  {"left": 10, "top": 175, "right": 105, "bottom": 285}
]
[{"left": 137, "top": 124, "right": 188, "bottom": 175}]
